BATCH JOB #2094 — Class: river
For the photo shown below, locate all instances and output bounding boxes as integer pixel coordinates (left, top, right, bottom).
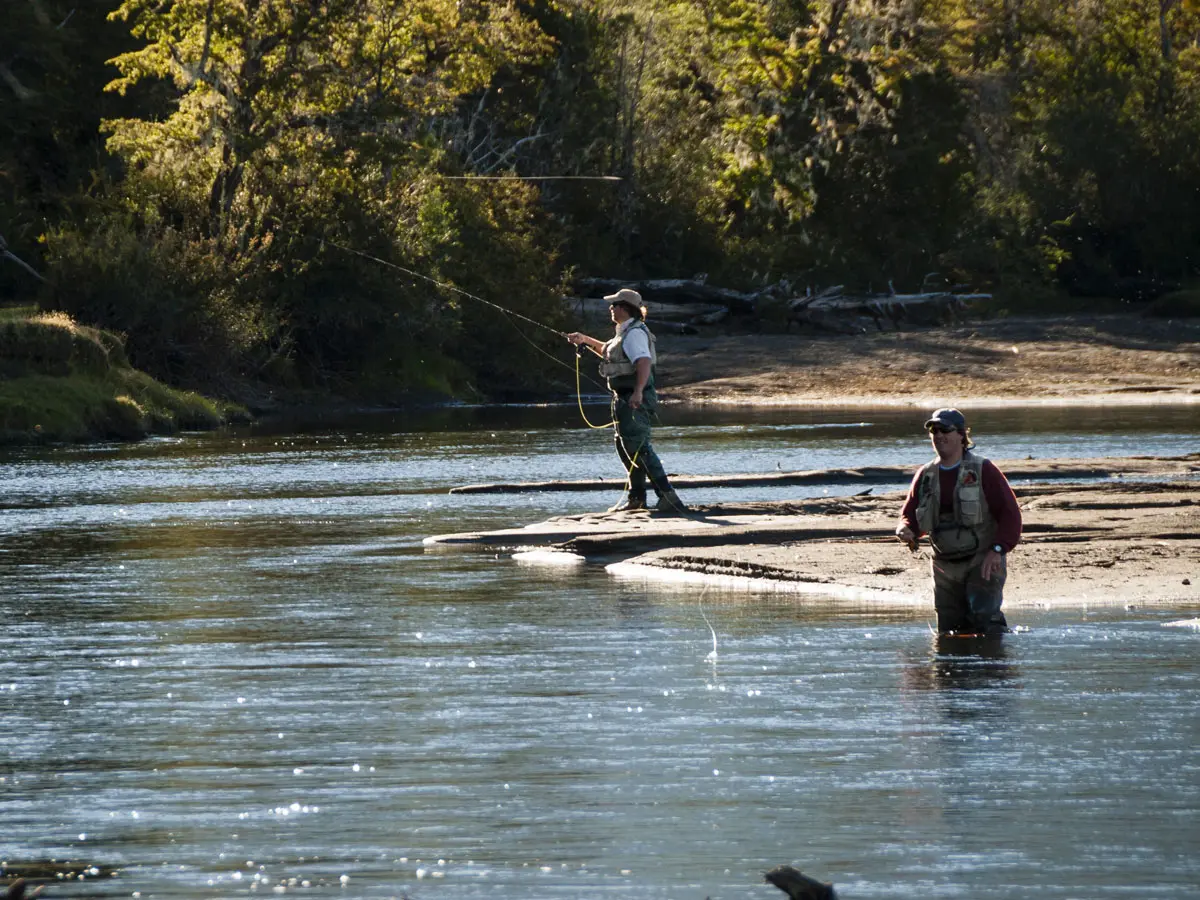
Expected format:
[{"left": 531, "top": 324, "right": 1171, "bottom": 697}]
[{"left": 1, "top": 404, "right": 1198, "bottom": 899}]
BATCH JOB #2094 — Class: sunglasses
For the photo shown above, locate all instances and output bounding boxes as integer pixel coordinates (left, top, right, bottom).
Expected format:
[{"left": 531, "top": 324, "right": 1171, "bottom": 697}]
[{"left": 926, "top": 425, "right": 958, "bottom": 434}]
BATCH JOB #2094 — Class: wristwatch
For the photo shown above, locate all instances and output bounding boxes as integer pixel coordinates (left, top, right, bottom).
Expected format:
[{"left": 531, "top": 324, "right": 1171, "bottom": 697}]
[{"left": 991, "top": 543, "right": 1004, "bottom": 554}]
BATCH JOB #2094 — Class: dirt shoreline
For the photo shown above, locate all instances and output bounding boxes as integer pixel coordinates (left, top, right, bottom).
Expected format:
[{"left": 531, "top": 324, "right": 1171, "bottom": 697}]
[
  {"left": 653, "top": 313, "right": 1200, "bottom": 406},
  {"left": 429, "top": 315, "right": 1200, "bottom": 611},
  {"left": 428, "top": 455, "right": 1200, "bottom": 611},
  {"left": 603, "top": 478, "right": 1200, "bottom": 611}
]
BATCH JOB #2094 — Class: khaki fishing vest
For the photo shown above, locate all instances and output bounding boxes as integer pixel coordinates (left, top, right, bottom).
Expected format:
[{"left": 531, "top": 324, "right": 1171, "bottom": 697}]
[
  {"left": 914, "top": 451, "right": 996, "bottom": 560},
  {"left": 598, "top": 320, "right": 657, "bottom": 391}
]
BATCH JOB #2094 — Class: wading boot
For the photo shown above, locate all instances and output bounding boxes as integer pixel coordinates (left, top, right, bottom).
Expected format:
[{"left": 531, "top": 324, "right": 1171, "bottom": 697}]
[
  {"left": 607, "top": 491, "right": 647, "bottom": 513},
  {"left": 654, "top": 488, "right": 689, "bottom": 515}
]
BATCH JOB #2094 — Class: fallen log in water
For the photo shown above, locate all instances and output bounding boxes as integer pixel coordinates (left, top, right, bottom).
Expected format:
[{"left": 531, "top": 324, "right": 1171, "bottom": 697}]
[
  {"left": 451, "top": 466, "right": 914, "bottom": 494},
  {"left": 447, "top": 457, "right": 1197, "bottom": 494}
]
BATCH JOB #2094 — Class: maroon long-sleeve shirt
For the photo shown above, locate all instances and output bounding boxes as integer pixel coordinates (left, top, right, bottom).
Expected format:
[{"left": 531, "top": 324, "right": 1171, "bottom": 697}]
[{"left": 899, "top": 458, "right": 1022, "bottom": 551}]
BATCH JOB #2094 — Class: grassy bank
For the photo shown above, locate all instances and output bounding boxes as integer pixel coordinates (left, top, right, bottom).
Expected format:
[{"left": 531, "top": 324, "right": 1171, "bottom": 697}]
[{"left": 0, "top": 307, "right": 246, "bottom": 445}]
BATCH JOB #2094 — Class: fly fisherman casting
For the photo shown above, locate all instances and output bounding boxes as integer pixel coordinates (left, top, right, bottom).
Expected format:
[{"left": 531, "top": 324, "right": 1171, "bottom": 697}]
[
  {"left": 566, "top": 289, "right": 688, "bottom": 515},
  {"left": 312, "top": 236, "right": 686, "bottom": 515}
]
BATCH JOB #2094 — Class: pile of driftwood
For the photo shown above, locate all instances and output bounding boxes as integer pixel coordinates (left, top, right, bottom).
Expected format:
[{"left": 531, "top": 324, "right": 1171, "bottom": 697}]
[
  {"left": 568, "top": 275, "right": 990, "bottom": 335},
  {"left": 786, "top": 281, "right": 992, "bottom": 334},
  {"left": 567, "top": 276, "right": 749, "bottom": 334}
]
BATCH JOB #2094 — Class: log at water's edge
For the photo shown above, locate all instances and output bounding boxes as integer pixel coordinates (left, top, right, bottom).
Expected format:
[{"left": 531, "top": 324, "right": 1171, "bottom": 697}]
[
  {"left": 449, "top": 466, "right": 911, "bottom": 494},
  {"left": 448, "top": 457, "right": 1200, "bottom": 494}
]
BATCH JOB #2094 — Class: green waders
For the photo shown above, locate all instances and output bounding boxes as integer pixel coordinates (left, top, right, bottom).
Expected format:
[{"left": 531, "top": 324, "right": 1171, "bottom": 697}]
[{"left": 610, "top": 387, "right": 685, "bottom": 513}]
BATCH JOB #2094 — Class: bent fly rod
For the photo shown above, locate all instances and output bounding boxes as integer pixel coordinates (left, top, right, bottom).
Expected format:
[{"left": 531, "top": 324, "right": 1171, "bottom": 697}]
[
  {"left": 318, "top": 235, "right": 567, "bottom": 340},
  {"left": 314, "top": 234, "right": 612, "bottom": 398}
]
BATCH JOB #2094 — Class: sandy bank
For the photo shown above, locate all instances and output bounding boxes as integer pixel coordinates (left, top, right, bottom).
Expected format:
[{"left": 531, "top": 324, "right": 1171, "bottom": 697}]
[
  {"left": 427, "top": 454, "right": 1200, "bottom": 609},
  {"left": 653, "top": 314, "right": 1200, "bottom": 406}
]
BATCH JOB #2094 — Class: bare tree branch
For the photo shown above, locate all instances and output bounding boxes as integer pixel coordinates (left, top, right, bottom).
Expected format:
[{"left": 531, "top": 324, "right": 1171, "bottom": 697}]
[
  {"left": 481, "top": 132, "right": 548, "bottom": 174},
  {"left": 0, "top": 235, "right": 47, "bottom": 283},
  {"left": 185, "top": 0, "right": 218, "bottom": 91},
  {"left": 0, "top": 61, "right": 36, "bottom": 100}
]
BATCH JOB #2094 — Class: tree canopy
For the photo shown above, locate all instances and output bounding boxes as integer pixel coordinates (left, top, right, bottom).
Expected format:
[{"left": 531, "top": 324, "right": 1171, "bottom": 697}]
[{"left": 2, "top": 0, "right": 1197, "bottom": 400}]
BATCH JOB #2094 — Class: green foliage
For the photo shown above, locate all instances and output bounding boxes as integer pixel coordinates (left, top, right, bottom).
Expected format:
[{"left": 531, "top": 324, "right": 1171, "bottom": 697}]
[
  {"left": 0, "top": 311, "right": 237, "bottom": 444},
  {"left": 0, "top": 312, "right": 124, "bottom": 377},
  {"left": 43, "top": 213, "right": 266, "bottom": 385},
  {"left": 0, "top": 2, "right": 140, "bottom": 300},
  {"left": 985, "top": 0, "right": 1200, "bottom": 293},
  {"left": 7, "top": 0, "right": 1200, "bottom": 420},
  {"left": 409, "top": 176, "right": 568, "bottom": 393},
  {"left": 0, "top": 369, "right": 230, "bottom": 444},
  {"left": 43, "top": 0, "right": 563, "bottom": 400}
]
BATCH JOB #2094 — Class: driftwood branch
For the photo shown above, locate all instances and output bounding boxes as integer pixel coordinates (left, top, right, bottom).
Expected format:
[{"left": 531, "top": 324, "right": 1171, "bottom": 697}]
[
  {"left": 573, "top": 277, "right": 759, "bottom": 314},
  {"left": 787, "top": 289, "right": 988, "bottom": 334},
  {"left": 0, "top": 234, "right": 47, "bottom": 283},
  {"left": 569, "top": 273, "right": 988, "bottom": 333},
  {"left": 0, "top": 62, "right": 36, "bottom": 101},
  {"left": 564, "top": 294, "right": 724, "bottom": 329}
]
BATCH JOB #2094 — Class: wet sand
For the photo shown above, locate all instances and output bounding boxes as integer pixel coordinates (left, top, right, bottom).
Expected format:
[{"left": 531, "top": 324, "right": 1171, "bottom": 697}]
[
  {"left": 427, "top": 455, "right": 1200, "bottom": 609},
  {"left": 431, "top": 315, "right": 1200, "bottom": 606}
]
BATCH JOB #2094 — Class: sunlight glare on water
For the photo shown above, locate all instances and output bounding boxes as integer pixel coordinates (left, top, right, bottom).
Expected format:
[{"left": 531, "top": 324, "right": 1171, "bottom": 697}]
[{"left": 0, "top": 404, "right": 1197, "bottom": 899}]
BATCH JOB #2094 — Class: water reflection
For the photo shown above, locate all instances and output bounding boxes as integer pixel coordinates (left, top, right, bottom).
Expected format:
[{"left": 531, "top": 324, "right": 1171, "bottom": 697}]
[
  {"left": 2, "top": 410, "right": 1199, "bottom": 899},
  {"left": 930, "top": 633, "right": 1016, "bottom": 691},
  {"left": 900, "top": 633, "right": 1019, "bottom": 720}
]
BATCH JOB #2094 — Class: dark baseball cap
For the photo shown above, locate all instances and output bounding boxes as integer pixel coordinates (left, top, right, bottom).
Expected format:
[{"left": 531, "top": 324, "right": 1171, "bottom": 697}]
[{"left": 924, "top": 407, "right": 967, "bottom": 431}]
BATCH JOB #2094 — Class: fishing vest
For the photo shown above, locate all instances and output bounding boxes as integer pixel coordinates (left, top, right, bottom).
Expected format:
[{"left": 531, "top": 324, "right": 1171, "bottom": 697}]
[
  {"left": 598, "top": 320, "right": 657, "bottom": 392},
  {"left": 914, "top": 451, "right": 995, "bottom": 560}
]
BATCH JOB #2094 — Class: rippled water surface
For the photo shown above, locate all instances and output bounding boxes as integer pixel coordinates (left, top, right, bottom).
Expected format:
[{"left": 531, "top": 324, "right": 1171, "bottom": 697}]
[{"left": 2, "top": 404, "right": 1198, "bottom": 898}]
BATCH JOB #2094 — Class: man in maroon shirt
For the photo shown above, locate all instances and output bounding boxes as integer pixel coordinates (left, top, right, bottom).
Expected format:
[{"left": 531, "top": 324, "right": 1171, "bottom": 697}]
[{"left": 896, "top": 408, "right": 1022, "bottom": 634}]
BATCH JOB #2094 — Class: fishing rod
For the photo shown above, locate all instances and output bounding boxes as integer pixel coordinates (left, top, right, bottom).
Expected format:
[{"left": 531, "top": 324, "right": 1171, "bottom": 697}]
[
  {"left": 315, "top": 233, "right": 612, "bottom": 389},
  {"left": 315, "top": 232, "right": 646, "bottom": 497},
  {"left": 318, "top": 235, "right": 566, "bottom": 339}
]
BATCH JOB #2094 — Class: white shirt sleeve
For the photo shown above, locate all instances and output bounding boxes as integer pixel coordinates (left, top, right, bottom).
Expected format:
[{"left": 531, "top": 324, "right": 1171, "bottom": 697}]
[{"left": 620, "top": 325, "right": 651, "bottom": 363}]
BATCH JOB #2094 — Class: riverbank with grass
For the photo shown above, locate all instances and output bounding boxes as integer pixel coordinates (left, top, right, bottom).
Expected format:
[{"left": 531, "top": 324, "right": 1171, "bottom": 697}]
[
  {"left": 0, "top": 306, "right": 246, "bottom": 445},
  {"left": 3, "top": 301, "right": 1197, "bottom": 447}
]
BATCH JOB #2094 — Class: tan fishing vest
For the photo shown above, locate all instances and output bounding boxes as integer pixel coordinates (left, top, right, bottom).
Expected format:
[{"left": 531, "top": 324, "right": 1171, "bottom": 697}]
[
  {"left": 914, "top": 451, "right": 996, "bottom": 560},
  {"left": 598, "top": 320, "right": 657, "bottom": 389}
]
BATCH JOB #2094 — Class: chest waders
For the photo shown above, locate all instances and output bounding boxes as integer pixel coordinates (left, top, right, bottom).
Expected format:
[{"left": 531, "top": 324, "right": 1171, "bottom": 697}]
[
  {"left": 599, "top": 322, "right": 686, "bottom": 514},
  {"left": 914, "top": 452, "right": 996, "bottom": 561},
  {"left": 915, "top": 452, "right": 1008, "bottom": 635}
]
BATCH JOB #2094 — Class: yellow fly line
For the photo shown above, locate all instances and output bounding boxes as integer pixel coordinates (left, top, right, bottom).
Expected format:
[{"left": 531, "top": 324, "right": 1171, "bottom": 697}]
[
  {"left": 574, "top": 348, "right": 616, "bottom": 430},
  {"left": 314, "top": 230, "right": 643, "bottom": 498},
  {"left": 573, "top": 348, "right": 645, "bottom": 496}
]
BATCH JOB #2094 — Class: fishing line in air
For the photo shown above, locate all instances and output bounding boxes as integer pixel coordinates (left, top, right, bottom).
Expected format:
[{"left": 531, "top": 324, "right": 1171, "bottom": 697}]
[
  {"left": 698, "top": 584, "right": 718, "bottom": 662},
  {"left": 316, "top": 232, "right": 627, "bottom": 491},
  {"left": 319, "top": 236, "right": 563, "bottom": 337},
  {"left": 315, "top": 233, "right": 611, "bottom": 392},
  {"left": 440, "top": 175, "right": 623, "bottom": 181}
]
